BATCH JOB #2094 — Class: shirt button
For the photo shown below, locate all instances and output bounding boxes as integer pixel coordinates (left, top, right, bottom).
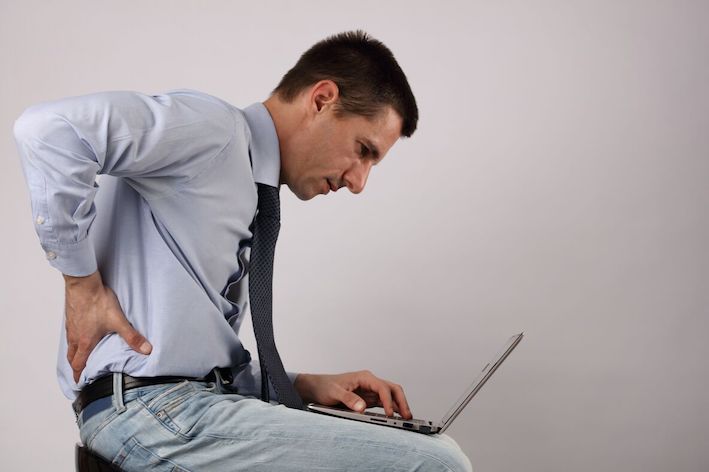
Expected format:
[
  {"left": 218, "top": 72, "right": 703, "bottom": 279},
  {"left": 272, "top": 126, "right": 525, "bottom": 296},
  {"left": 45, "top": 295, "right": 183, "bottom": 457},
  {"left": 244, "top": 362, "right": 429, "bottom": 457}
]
[
  {"left": 36, "top": 215, "right": 45, "bottom": 225},
  {"left": 46, "top": 251, "right": 57, "bottom": 260}
]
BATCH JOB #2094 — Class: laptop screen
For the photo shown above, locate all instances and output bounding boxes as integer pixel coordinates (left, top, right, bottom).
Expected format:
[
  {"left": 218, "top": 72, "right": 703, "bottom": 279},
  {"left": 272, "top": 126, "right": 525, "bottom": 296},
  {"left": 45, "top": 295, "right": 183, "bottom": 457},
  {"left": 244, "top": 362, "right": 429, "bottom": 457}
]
[{"left": 439, "top": 333, "right": 524, "bottom": 430}]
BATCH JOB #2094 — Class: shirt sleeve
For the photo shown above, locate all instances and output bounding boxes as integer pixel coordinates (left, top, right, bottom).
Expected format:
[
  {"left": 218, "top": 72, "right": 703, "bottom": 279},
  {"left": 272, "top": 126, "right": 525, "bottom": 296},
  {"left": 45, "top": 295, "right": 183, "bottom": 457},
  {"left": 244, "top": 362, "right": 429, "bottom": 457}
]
[{"left": 13, "top": 90, "right": 236, "bottom": 276}]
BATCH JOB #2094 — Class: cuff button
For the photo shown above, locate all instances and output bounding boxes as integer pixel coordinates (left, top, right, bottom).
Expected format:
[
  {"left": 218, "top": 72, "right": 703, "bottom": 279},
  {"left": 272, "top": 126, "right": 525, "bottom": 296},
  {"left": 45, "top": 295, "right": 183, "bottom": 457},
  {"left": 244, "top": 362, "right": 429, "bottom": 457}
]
[
  {"left": 46, "top": 251, "right": 57, "bottom": 260},
  {"left": 36, "top": 215, "right": 45, "bottom": 225}
]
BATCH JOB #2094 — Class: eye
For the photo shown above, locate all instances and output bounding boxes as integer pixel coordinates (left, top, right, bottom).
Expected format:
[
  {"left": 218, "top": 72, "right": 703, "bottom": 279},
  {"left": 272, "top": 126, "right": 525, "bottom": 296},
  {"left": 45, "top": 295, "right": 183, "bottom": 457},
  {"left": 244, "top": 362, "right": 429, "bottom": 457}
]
[{"left": 359, "top": 143, "right": 370, "bottom": 157}]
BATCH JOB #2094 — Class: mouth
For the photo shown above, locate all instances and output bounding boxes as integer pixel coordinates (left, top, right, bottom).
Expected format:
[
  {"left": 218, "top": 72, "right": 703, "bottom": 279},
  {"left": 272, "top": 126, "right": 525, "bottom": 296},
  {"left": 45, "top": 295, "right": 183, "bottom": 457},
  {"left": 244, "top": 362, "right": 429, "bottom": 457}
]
[{"left": 326, "top": 179, "right": 338, "bottom": 193}]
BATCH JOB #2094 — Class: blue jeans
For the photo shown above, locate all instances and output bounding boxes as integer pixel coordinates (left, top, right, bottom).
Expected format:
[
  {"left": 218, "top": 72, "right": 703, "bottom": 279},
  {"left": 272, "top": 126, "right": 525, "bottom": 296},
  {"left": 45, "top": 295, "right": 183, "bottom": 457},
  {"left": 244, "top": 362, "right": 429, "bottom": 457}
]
[{"left": 76, "top": 373, "right": 473, "bottom": 471}]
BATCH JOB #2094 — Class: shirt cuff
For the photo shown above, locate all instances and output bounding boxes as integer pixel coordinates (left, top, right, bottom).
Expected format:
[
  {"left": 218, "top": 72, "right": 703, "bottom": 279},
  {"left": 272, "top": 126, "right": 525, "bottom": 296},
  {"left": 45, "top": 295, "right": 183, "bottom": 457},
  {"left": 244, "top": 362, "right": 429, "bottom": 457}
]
[{"left": 41, "top": 237, "right": 98, "bottom": 277}]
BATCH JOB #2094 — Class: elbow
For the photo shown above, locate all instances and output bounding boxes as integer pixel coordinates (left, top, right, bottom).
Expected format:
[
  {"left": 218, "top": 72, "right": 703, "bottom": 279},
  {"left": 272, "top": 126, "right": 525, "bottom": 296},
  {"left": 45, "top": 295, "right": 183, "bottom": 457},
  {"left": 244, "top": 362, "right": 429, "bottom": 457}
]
[
  {"left": 13, "top": 105, "right": 47, "bottom": 145},
  {"left": 13, "top": 104, "right": 71, "bottom": 148},
  {"left": 13, "top": 103, "right": 102, "bottom": 172}
]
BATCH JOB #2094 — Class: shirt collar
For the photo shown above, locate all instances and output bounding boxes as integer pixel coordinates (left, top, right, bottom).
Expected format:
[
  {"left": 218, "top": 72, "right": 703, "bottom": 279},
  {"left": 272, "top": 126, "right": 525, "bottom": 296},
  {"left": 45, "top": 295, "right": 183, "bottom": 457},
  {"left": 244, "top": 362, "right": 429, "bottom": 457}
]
[{"left": 242, "top": 102, "right": 281, "bottom": 187}]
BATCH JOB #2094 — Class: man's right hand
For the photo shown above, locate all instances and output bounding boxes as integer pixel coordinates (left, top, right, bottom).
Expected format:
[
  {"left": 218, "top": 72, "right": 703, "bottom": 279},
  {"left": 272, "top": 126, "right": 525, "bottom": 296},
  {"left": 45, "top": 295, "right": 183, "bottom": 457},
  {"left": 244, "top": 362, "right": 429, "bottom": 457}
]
[{"left": 63, "top": 270, "right": 152, "bottom": 383}]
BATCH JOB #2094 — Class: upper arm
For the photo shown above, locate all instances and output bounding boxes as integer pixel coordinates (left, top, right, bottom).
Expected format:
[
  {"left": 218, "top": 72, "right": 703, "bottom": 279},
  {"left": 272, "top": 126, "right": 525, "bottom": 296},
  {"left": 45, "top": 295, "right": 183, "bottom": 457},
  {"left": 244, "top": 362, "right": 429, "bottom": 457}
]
[{"left": 13, "top": 90, "right": 236, "bottom": 193}]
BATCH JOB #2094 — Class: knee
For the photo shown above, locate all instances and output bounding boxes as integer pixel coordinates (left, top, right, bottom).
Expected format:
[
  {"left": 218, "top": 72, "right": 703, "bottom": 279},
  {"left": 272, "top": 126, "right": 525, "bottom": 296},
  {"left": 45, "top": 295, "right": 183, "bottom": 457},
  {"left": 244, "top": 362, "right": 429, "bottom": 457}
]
[
  {"left": 409, "top": 435, "right": 473, "bottom": 472},
  {"left": 437, "top": 441, "right": 473, "bottom": 472}
]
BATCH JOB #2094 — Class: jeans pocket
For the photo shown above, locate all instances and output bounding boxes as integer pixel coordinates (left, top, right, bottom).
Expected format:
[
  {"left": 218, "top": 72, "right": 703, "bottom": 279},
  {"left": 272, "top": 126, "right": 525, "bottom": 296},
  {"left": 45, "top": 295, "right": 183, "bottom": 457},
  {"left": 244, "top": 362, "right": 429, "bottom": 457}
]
[
  {"left": 144, "top": 381, "right": 197, "bottom": 412},
  {"left": 113, "top": 437, "right": 189, "bottom": 472},
  {"left": 143, "top": 381, "right": 217, "bottom": 439},
  {"left": 80, "top": 408, "right": 120, "bottom": 450}
]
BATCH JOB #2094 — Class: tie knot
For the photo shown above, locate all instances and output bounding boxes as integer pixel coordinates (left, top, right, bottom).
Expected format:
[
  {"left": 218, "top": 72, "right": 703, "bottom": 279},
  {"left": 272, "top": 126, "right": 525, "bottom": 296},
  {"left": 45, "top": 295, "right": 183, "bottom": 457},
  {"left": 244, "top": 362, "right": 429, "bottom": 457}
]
[{"left": 257, "top": 183, "right": 280, "bottom": 220}]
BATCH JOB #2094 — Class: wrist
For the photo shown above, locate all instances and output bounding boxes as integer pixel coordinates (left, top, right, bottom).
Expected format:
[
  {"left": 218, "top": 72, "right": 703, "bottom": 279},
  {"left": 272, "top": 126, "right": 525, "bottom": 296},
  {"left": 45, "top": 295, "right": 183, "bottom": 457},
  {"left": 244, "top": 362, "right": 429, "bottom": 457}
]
[
  {"left": 63, "top": 270, "right": 101, "bottom": 287},
  {"left": 63, "top": 270, "right": 103, "bottom": 297},
  {"left": 294, "top": 373, "right": 314, "bottom": 403}
]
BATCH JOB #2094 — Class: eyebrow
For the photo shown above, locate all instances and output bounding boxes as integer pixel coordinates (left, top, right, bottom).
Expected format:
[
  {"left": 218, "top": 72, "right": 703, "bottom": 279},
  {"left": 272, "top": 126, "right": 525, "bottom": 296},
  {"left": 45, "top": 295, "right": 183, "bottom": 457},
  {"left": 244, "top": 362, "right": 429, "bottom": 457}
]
[{"left": 362, "top": 138, "right": 381, "bottom": 161}]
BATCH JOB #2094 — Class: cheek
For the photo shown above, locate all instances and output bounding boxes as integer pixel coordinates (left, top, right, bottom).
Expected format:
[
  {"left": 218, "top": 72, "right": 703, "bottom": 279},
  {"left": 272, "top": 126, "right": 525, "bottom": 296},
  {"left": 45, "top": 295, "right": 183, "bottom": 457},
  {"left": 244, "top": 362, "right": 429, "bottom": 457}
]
[
  {"left": 298, "top": 125, "right": 350, "bottom": 179},
  {"left": 309, "top": 145, "right": 339, "bottom": 174}
]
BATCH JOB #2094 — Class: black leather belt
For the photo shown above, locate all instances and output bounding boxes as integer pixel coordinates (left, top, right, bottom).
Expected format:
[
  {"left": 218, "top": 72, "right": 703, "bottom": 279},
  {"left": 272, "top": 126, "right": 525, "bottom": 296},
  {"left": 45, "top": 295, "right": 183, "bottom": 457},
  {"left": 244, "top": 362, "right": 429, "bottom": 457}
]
[{"left": 72, "top": 368, "right": 234, "bottom": 417}]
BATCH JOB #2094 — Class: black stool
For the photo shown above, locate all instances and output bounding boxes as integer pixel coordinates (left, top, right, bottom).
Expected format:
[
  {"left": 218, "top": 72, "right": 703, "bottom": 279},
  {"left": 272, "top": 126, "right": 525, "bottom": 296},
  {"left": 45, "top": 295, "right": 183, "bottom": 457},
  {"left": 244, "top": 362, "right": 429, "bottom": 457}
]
[{"left": 76, "top": 443, "right": 123, "bottom": 471}]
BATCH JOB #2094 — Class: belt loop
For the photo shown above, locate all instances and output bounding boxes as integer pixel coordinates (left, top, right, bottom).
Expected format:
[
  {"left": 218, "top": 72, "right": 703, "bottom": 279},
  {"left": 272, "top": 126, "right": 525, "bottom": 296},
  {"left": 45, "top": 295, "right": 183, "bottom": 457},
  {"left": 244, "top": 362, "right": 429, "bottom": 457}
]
[{"left": 112, "top": 372, "right": 127, "bottom": 414}]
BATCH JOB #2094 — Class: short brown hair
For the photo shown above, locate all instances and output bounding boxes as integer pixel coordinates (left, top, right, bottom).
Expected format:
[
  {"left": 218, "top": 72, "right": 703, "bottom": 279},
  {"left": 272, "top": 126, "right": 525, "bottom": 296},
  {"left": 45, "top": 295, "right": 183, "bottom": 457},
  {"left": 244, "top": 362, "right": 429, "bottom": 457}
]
[{"left": 273, "top": 30, "right": 419, "bottom": 137}]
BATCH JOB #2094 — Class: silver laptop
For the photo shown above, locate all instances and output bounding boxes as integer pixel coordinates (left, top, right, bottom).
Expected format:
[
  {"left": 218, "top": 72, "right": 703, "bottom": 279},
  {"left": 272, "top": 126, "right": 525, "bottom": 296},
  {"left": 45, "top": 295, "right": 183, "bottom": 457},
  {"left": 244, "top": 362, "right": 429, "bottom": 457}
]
[{"left": 307, "top": 332, "right": 523, "bottom": 434}]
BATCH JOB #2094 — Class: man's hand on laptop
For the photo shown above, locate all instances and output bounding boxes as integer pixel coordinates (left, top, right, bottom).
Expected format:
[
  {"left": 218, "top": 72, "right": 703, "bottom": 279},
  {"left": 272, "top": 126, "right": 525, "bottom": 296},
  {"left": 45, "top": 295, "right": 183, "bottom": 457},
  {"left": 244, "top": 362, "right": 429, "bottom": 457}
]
[
  {"left": 294, "top": 370, "right": 412, "bottom": 419},
  {"left": 63, "top": 270, "right": 153, "bottom": 383}
]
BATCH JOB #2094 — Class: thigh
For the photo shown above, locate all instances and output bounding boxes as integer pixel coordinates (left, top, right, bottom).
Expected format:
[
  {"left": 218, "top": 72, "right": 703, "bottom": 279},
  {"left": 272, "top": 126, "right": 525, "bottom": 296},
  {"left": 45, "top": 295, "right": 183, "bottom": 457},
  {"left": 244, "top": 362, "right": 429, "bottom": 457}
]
[
  {"left": 179, "top": 399, "right": 473, "bottom": 472},
  {"left": 82, "top": 382, "right": 472, "bottom": 472}
]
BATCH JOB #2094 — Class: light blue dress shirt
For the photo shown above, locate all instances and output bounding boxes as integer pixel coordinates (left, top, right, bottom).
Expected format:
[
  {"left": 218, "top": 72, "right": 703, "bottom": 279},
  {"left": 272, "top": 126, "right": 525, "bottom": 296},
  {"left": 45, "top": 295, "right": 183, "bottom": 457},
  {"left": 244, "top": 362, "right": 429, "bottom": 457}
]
[{"left": 13, "top": 89, "right": 297, "bottom": 400}]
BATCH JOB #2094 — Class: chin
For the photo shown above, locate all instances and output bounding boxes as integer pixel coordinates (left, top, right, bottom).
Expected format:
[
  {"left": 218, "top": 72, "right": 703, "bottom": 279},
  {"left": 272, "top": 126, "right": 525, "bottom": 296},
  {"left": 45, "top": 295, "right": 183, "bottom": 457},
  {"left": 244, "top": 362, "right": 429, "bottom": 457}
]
[{"left": 288, "top": 184, "right": 316, "bottom": 201}]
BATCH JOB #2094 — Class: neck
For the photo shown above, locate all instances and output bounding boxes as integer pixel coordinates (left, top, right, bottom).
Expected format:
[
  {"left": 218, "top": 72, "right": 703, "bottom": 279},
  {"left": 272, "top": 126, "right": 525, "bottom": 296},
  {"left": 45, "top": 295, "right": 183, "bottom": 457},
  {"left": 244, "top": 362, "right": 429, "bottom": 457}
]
[{"left": 263, "top": 94, "right": 304, "bottom": 185}]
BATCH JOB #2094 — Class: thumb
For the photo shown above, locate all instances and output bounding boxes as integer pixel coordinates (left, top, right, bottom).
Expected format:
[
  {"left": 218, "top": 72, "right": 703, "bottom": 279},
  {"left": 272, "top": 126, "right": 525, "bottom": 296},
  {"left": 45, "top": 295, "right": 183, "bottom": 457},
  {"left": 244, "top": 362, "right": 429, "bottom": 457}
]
[
  {"left": 113, "top": 315, "right": 152, "bottom": 355},
  {"left": 339, "top": 389, "right": 367, "bottom": 413}
]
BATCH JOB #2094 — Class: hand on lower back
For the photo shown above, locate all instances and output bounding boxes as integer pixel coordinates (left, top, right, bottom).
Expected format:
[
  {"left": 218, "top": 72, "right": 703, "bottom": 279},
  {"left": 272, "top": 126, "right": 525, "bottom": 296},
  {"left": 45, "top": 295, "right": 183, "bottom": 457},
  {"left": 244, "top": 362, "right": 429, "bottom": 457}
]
[{"left": 63, "top": 270, "right": 152, "bottom": 382}]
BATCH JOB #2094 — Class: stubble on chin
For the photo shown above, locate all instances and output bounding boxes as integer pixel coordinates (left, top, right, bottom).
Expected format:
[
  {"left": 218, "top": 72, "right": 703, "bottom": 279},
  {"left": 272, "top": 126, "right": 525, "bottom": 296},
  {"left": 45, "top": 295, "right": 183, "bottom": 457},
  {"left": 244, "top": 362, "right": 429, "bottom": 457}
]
[{"left": 293, "top": 182, "right": 316, "bottom": 201}]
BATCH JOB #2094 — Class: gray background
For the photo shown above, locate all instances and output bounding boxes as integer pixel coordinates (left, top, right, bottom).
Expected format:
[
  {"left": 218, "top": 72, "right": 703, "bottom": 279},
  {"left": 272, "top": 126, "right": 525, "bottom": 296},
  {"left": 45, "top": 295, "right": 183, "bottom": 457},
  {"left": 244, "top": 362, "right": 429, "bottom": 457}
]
[{"left": 1, "top": 0, "right": 707, "bottom": 470}]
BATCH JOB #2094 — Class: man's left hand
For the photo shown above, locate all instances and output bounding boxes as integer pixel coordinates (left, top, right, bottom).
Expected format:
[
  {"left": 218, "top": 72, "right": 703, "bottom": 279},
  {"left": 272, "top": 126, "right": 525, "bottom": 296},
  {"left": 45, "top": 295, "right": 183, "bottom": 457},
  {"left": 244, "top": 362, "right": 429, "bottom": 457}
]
[{"left": 294, "top": 370, "right": 412, "bottom": 419}]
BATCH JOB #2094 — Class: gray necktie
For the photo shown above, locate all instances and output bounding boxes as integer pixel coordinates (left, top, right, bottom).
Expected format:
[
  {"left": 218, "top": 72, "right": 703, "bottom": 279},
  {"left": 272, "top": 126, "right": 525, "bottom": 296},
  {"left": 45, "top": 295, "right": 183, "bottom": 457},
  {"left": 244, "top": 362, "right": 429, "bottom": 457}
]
[{"left": 248, "top": 183, "right": 304, "bottom": 409}]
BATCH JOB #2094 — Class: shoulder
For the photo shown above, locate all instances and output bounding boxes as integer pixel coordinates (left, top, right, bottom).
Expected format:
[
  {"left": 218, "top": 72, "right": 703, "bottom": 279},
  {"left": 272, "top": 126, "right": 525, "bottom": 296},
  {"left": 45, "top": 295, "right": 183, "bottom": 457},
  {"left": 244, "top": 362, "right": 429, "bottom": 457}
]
[
  {"left": 16, "top": 89, "right": 243, "bottom": 136},
  {"left": 164, "top": 88, "right": 252, "bottom": 142}
]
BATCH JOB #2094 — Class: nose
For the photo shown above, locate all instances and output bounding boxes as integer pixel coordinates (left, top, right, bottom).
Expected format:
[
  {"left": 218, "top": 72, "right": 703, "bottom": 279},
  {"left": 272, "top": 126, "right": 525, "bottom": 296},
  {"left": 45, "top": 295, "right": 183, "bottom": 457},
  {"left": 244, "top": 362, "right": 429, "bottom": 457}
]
[{"left": 344, "top": 160, "right": 373, "bottom": 194}]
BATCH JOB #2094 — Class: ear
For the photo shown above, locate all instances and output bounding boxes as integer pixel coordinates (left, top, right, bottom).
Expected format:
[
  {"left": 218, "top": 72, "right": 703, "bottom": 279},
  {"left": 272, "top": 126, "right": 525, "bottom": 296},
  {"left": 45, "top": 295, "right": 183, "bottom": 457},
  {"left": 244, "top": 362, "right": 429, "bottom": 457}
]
[{"left": 309, "top": 80, "right": 339, "bottom": 113}]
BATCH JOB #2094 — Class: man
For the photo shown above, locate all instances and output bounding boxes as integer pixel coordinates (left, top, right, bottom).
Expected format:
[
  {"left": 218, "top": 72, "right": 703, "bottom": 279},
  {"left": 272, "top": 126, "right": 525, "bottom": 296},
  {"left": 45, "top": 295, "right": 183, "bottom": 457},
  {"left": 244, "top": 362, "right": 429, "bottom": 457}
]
[{"left": 14, "top": 30, "right": 472, "bottom": 471}]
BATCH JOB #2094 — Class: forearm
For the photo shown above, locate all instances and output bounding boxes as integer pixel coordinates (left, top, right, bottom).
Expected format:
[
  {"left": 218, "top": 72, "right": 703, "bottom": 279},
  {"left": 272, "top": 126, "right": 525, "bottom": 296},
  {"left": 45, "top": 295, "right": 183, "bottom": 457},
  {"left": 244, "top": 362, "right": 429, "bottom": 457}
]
[
  {"left": 14, "top": 103, "right": 102, "bottom": 276},
  {"left": 13, "top": 90, "right": 235, "bottom": 276},
  {"left": 294, "top": 373, "right": 317, "bottom": 403}
]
